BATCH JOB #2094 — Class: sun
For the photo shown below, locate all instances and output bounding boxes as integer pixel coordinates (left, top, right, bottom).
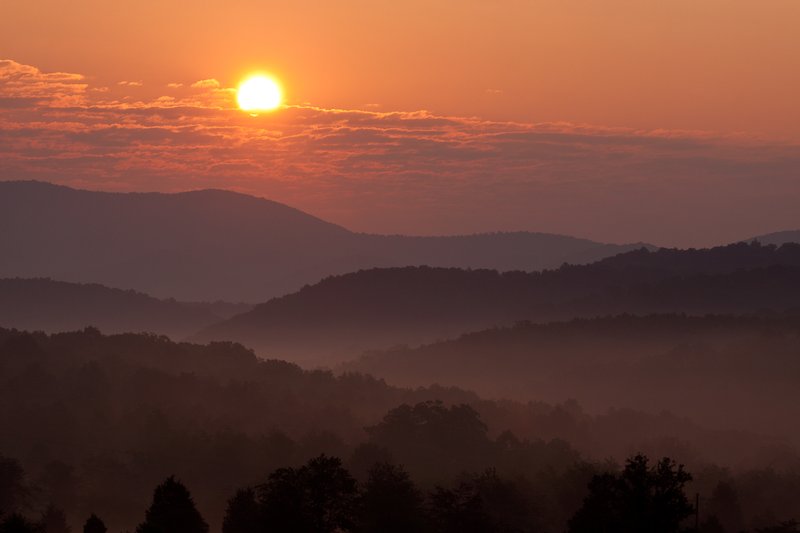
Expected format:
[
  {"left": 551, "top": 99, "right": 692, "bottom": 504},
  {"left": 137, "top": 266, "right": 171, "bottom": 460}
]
[{"left": 237, "top": 74, "right": 283, "bottom": 112}]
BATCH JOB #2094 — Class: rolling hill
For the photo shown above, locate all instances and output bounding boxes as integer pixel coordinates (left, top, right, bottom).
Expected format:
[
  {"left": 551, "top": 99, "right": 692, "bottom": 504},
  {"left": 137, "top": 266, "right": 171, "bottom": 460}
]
[
  {"left": 0, "top": 278, "right": 249, "bottom": 338},
  {"left": 194, "top": 241, "right": 800, "bottom": 365},
  {"left": 0, "top": 180, "right": 648, "bottom": 302}
]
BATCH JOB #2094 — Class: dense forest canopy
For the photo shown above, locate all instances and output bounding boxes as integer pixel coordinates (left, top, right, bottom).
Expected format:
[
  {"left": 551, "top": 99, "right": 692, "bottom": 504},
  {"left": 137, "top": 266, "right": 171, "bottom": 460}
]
[{"left": 1, "top": 326, "right": 799, "bottom": 531}]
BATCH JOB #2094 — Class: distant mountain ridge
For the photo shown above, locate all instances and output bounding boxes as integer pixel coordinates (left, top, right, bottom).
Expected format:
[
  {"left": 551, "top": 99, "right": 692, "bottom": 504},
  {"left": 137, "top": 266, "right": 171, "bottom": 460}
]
[
  {"left": 746, "top": 230, "right": 800, "bottom": 247},
  {"left": 0, "top": 278, "right": 250, "bottom": 338},
  {"left": 0, "top": 180, "right": 649, "bottom": 302},
  {"left": 194, "top": 241, "right": 800, "bottom": 365}
]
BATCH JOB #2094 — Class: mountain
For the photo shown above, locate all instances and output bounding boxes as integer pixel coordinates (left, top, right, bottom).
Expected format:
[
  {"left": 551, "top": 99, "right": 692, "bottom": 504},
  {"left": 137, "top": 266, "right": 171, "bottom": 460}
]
[
  {"left": 0, "top": 180, "right": 648, "bottom": 302},
  {"left": 194, "top": 241, "right": 800, "bottom": 365},
  {"left": 341, "top": 314, "right": 800, "bottom": 442},
  {"left": 0, "top": 278, "right": 250, "bottom": 338},
  {"left": 747, "top": 230, "right": 800, "bottom": 246}
]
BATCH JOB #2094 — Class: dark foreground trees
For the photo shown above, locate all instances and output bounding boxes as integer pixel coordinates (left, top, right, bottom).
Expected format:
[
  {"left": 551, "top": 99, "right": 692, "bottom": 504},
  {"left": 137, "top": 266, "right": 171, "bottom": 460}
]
[
  {"left": 136, "top": 476, "right": 208, "bottom": 533},
  {"left": 82, "top": 515, "right": 106, "bottom": 533},
  {"left": 568, "top": 454, "right": 694, "bottom": 533},
  {"left": 224, "top": 457, "right": 540, "bottom": 533},
  {"left": 258, "top": 455, "right": 358, "bottom": 533},
  {"left": 357, "top": 462, "right": 427, "bottom": 533}
]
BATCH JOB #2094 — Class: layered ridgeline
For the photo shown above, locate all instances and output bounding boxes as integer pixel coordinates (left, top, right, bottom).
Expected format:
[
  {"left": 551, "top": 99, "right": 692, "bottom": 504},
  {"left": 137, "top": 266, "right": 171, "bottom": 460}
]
[
  {"left": 0, "top": 181, "right": 646, "bottom": 302},
  {"left": 195, "top": 242, "right": 800, "bottom": 364},
  {"left": 0, "top": 327, "right": 794, "bottom": 531},
  {"left": 0, "top": 278, "right": 249, "bottom": 338},
  {"left": 343, "top": 313, "right": 800, "bottom": 441}
]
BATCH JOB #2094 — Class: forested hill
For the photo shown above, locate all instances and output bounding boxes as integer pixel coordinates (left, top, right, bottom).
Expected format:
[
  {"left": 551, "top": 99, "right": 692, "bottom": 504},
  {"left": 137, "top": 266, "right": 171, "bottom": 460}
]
[
  {"left": 195, "top": 242, "right": 800, "bottom": 364},
  {"left": 0, "top": 278, "right": 249, "bottom": 338}
]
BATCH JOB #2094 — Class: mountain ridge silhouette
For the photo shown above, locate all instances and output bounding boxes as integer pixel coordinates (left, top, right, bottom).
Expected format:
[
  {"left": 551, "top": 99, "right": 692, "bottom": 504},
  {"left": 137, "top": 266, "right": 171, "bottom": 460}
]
[{"left": 0, "top": 180, "right": 651, "bottom": 302}]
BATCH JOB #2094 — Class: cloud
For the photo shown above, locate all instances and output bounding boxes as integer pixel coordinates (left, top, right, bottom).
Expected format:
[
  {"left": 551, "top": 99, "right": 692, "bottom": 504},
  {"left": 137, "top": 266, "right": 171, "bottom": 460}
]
[
  {"left": 191, "top": 78, "right": 220, "bottom": 89},
  {"left": 118, "top": 80, "right": 143, "bottom": 87},
  {"left": 1, "top": 59, "right": 799, "bottom": 246},
  {"left": 0, "top": 59, "right": 87, "bottom": 106}
]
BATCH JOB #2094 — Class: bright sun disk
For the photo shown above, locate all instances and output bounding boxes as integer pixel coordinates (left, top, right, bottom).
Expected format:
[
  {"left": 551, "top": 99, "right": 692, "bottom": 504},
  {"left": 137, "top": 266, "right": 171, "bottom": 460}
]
[{"left": 237, "top": 75, "right": 282, "bottom": 112}]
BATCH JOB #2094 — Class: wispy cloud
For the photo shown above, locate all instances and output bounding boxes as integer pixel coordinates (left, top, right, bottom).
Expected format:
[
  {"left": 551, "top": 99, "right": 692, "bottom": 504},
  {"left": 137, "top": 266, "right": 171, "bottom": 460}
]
[
  {"left": 1, "top": 59, "right": 799, "bottom": 246},
  {"left": 191, "top": 78, "right": 220, "bottom": 89}
]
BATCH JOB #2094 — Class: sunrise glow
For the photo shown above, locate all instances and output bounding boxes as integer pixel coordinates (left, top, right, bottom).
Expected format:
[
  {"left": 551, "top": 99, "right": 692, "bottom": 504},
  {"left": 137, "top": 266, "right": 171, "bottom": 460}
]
[{"left": 237, "top": 75, "right": 282, "bottom": 112}]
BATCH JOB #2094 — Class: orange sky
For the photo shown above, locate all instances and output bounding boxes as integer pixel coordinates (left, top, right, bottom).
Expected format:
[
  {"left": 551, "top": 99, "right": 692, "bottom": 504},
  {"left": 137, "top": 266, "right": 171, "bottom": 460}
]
[
  {"left": 1, "top": 1, "right": 800, "bottom": 246},
  {"left": 3, "top": 0, "right": 799, "bottom": 138}
]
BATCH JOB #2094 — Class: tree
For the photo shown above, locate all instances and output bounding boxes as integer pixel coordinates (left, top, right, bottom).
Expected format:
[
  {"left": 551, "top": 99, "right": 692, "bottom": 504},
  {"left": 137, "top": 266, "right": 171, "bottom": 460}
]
[
  {"left": 82, "top": 515, "right": 106, "bottom": 533},
  {"left": 136, "top": 476, "right": 208, "bottom": 533},
  {"left": 357, "top": 463, "right": 426, "bottom": 533},
  {"left": 39, "top": 505, "right": 69, "bottom": 533},
  {"left": 568, "top": 454, "right": 693, "bottom": 533},
  {"left": 259, "top": 455, "right": 358, "bottom": 533},
  {"left": 222, "top": 488, "right": 260, "bottom": 533}
]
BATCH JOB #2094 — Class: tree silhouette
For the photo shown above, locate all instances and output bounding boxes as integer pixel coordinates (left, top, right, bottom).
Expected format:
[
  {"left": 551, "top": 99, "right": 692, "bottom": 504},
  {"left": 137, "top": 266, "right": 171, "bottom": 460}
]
[
  {"left": 357, "top": 462, "right": 426, "bottom": 533},
  {"left": 136, "top": 476, "right": 208, "bottom": 533},
  {"left": 222, "top": 488, "right": 260, "bottom": 533},
  {"left": 568, "top": 454, "right": 693, "bottom": 533},
  {"left": 81, "top": 515, "right": 106, "bottom": 533},
  {"left": 259, "top": 455, "right": 358, "bottom": 533}
]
